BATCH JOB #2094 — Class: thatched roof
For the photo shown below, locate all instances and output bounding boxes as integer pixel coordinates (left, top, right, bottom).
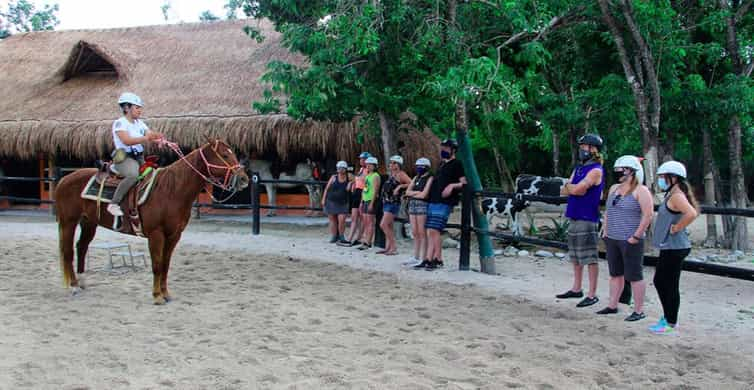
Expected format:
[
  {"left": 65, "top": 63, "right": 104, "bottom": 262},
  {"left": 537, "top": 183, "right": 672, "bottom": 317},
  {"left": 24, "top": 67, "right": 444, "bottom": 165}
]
[{"left": 0, "top": 20, "right": 438, "bottom": 165}]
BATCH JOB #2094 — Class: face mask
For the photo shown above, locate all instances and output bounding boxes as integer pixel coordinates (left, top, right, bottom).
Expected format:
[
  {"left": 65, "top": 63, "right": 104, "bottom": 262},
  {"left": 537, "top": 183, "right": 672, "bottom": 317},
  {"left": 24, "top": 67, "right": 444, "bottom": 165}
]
[
  {"left": 658, "top": 177, "right": 670, "bottom": 191},
  {"left": 359, "top": 160, "right": 366, "bottom": 167},
  {"left": 416, "top": 166, "right": 427, "bottom": 175},
  {"left": 578, "top": 149, "right": 592, "bottom": 162},
  {"left": 612, "top": 170, "right": 625, "bottom": 183},
  {"left": 441, "top": 150, "right": 451, "bottom": 159}
]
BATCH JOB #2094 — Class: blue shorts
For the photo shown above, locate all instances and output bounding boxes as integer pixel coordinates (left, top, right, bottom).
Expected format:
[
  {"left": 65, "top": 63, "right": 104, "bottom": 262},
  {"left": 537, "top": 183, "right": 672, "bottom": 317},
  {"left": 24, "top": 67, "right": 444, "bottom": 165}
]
[
  {"left": 425, "top": 203, "right": 452, "bottom": 231},
  {"left": 383, "top": 202, "right": 400, "bottom": 215}
]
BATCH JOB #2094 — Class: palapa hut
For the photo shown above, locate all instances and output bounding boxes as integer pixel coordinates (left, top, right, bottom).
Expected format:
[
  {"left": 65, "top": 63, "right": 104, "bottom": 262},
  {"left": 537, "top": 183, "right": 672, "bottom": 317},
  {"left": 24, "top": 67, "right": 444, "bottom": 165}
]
[{"left": 0, "top": 19, "right": 438, "bottom": 207}]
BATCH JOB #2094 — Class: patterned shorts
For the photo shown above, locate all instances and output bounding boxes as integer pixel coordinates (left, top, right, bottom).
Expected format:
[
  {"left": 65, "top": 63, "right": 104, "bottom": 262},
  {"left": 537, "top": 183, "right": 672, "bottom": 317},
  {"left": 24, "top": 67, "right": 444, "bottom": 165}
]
[
  {"left": 425, "top": 203, "right": 452, "bottom": 231},
  {"left": 567, "top": 219, "right": 599, "bottom": 265},
  {"left": 408, "top": 199, "right": 428, "bottom": 215}
]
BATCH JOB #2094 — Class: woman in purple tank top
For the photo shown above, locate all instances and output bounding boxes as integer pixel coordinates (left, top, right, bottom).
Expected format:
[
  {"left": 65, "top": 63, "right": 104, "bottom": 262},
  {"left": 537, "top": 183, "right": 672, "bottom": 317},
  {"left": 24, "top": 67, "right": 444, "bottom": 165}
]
[{"left": 556, "top": 134, "right": 605, "bottom": 309}]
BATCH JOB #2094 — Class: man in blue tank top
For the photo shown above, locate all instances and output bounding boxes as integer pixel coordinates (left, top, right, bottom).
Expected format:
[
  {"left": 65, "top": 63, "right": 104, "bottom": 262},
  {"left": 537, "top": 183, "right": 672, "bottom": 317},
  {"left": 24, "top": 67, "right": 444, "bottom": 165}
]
[{"left": 557, "top": 134, "right": 605, "bottom": 308}]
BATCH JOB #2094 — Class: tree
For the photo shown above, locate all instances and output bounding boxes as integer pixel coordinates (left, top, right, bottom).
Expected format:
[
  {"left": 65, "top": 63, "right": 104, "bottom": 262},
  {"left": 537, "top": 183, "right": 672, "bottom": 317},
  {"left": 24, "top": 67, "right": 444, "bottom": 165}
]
[
  {"left": 199, "top": 10, "right": 220, "bottom": 22},
  {"left": 160, "top": 1, "right": 171, "bottom": 22},
  {"left": 0, "top": 0, "right": 59, "bottom": 38}
]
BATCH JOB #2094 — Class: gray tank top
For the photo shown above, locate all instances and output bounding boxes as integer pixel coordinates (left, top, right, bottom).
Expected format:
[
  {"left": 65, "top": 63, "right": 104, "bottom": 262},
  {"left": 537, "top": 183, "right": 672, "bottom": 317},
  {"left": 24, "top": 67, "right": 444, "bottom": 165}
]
[
  {"left": 606, "top": 191, "right": 643, "bottom": 241},
  {"left": 652, "top": 195, "right": 691, "bottom": 249}
]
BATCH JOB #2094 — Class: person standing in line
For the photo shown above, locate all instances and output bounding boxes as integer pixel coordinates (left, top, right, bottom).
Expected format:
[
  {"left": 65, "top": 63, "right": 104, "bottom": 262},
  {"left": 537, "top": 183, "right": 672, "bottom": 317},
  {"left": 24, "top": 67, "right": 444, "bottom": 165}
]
[
  {"left": 340, "top": 152, "right": 371, "bottom": 247},
  {"left": 556, "top": 133, "right": 605, "bottom": 308},
  {"left": 357, "top": 157, "right": 381, "bottom": 250},
  {"left": 404, "top": 157, "right": 433, "bottom": 266},
  {"left": 322, "top": 161, "right": 352, "bottom": 244},
  {"left": 378, "top": 155, "right": 412, "bottom": 255},
  {"left": 415, "top": 139, "right": 466, "bottom": 270},
  {"left": 596, "top": 156, "right": 653, "bottom": 321},
  {"left": 649, "top": 161, "right": 698, "bottom": 335}
]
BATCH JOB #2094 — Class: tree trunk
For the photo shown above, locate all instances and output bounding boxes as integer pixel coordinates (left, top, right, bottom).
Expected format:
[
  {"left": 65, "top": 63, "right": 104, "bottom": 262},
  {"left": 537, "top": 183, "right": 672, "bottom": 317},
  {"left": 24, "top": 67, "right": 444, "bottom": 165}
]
[
  {"left": 455, "top": 100, "right": 496, "bottom": 274},
  {"left": 552, "top": 129, "right": 560, "bottom": 176},
  {"left": 727, "top": 115, "right": 749, "bottom": 251},
  {"left": 570, "top": 127, "right": 578, "bottom": 169},
  {"left": 702, "top": 128, "right": 719, "bottom": 247},
  {"left": 378, "top": 111, "right": 398, "bottom": 169}
]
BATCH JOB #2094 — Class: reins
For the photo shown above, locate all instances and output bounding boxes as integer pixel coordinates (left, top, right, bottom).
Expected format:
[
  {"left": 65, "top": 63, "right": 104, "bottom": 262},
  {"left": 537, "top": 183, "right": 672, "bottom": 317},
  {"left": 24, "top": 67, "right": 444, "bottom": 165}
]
[{"left": 157, "top": 139, "right": 243, "bottom": 203}]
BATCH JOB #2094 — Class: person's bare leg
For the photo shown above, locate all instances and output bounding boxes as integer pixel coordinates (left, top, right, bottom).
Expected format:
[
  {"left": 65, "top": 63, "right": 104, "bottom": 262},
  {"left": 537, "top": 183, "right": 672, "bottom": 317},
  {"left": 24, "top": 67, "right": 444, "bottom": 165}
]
[
  {"left": 571, "top": 263, "right": 584, "bottom": 293},
  {"left": 608, "top": 275, "right": 624, "bottom": 309},
  {"left": 631, "top": 280, "right": 646, "bottom": 313},
  {"left": 587, "top": 263, "right": 599, "bottom": 298}
]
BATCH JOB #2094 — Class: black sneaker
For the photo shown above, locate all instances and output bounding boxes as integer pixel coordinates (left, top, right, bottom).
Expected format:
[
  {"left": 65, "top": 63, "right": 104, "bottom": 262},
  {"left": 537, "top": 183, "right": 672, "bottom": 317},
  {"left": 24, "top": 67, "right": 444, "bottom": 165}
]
[
  {"left": 624, "top": 312, "right": 646, "bottom": 322},
  {"left": 596, "top": 307, "right": 618, "bottom": 315},
  {"left": 576, "top": 296, "right": 599, "bottom": 307},
  {"left": 556, "top": 290, "right": 584, "bottom": 299},
  {"left": 425, "top": 259, "right": 444, "bottom": 271},
  {"left": 328, "top": 236, "right": 338, "bottom": 243},
  {"left": 337, "top": 238, "right": 351, "bottom": 245},
  {"left": 413, "top": 259, "right": 430, "bottom": 269}
]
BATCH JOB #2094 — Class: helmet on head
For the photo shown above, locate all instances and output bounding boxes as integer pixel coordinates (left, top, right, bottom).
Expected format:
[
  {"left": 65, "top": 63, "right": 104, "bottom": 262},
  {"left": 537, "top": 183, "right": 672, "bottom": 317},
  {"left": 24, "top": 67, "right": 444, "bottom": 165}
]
[
  {"left": 336, "top": 161, "right": 348, "bottom": 169},
  {"left": 415, "top": 157, "right": 431, "bottom": 167},
  {"left": 614, "top": 155, "right": 644, "bottom": 184},
  {"left": 441, "top": 138, "right": 458, "bottom": 150},
  {"left": 389, "top": 155, "right": 404, "bottom": 165},
  {"left": 365, "top": 156, "right": 378, "bottom": 165},
  {"left": 657, "top": 161, "right": 687, "bottom": 179},
  {"left": 118, "top": 92, "right": 143, "bottom": 107},
  {"left": 358, "top": 152, "right": 371, "bottom": 159},
  {"left": 577, "top": 133, "right": 603, "bottom": 151}
]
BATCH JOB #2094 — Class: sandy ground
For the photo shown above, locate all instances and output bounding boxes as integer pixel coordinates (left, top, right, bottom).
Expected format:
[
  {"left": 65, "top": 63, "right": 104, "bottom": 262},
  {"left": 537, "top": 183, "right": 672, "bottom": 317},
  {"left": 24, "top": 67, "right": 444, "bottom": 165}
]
[{"left": 0, "top": 213, "right": 753, "bottom": 389}]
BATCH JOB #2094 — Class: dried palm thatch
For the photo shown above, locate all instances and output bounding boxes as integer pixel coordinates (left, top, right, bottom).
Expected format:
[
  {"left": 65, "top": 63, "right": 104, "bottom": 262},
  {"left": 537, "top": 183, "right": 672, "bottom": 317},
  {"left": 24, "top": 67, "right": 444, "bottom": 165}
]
[{"left": 0, "top": 20, "right": 439, "bottom": 164}]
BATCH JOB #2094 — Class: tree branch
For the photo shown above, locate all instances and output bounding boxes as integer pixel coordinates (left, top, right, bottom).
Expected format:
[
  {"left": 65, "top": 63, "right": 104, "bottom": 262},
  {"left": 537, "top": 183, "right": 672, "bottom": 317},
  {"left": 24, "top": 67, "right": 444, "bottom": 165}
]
[{"left": 735, "top": 0, "right": 753, "bottom": 22}]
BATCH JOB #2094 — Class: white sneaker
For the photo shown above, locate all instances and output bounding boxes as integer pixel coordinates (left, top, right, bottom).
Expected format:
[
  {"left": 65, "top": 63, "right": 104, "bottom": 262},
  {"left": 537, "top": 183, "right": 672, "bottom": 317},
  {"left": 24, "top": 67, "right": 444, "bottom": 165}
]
[
  {"left": 107, "top": 203, "right": 124, "bottom": 216},
  {"left": 402, "top": 256, "right": 420, "bottom": 266}
]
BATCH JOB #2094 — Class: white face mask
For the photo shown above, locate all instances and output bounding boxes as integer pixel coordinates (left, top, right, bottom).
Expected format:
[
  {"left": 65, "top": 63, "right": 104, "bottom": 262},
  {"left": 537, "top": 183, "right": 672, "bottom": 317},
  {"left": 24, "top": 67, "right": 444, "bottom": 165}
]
[{"left": 658, "top": 177, "right": 670, "bottom": 191}]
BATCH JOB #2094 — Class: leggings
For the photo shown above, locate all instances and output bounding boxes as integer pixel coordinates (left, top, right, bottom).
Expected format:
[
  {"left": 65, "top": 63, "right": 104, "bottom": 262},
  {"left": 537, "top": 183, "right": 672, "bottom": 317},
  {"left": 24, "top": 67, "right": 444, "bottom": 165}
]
[{"left": 653, "top": 248, "right": 690, "bottom": 325}]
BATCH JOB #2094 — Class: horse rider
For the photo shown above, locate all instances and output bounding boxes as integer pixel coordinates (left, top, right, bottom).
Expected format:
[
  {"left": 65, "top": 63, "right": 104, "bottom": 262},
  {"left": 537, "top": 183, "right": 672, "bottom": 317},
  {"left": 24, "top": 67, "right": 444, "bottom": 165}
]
[{"left": 108, "top": 92, "right": 163, "bottom": 217}]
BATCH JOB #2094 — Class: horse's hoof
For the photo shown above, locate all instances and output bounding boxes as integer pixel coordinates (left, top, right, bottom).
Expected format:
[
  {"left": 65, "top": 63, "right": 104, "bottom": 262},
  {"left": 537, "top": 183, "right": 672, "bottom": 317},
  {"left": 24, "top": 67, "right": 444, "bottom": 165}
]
[
  {"left": 153, "top": 296, "right": 166, "bottom": 305},
  {"left": 70, "top": 286, "right": 82, "bottom": 296},
  {"left": 163, "top": 295, "right": 173, "bottom": 303}
]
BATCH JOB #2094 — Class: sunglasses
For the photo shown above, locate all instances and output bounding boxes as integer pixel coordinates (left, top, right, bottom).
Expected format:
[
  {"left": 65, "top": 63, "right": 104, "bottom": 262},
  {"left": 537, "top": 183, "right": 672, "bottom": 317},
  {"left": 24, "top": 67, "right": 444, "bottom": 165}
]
[{"left": 612, "top": 194, "right": 622, "bottom": 206}]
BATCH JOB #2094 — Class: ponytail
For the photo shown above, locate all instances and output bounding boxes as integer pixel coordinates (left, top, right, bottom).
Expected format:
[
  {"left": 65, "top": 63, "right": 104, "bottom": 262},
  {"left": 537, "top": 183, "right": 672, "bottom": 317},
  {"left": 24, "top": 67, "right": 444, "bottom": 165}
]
[{"left": 676, "top": 178, "right": 699, "bottom": 211}]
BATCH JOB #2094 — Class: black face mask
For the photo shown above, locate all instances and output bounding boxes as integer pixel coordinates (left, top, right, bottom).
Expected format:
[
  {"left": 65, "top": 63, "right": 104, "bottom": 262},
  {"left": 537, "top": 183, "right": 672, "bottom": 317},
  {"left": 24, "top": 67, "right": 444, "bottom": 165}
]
[
  {"left": 578, "top": 149, "right": 592, "bottom": 162},
  {"left": 612, "top": 170, "right": 625, "bottom": 183}
]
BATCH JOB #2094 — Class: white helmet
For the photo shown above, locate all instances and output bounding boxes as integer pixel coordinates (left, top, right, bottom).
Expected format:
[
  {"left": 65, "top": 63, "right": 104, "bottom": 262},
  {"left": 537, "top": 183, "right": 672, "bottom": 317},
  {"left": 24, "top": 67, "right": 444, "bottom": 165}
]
[
  {"left": 614, "top": 155, "right": 644, "bottom": 184},
  {"left": 415, "top": 157, "right": 431, "bottom": 167},
  {"left": 389, "top": 155, "right": 404, "bottom": 165},
  {"left": 118, "top": 92, "right": 143, "bottom": 107},
  {"left": 657, "top": 161, "right": 687, "bottom": 178},
  {"left": 336, "top": 160, "right": 348, "bottom": 169},
  {"left": 365, "top": 156, "right": 378, "bottom": 165}
]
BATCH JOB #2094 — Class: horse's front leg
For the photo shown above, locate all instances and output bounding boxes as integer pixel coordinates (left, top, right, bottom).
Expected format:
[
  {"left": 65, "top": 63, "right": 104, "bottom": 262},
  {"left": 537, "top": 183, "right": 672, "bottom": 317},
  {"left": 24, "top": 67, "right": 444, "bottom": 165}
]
[
  {"left": 147, "top": 232, "right": 166, "bottom": 305},
  {"left": 160, "top": 232, "right": 181, "bottom": 302},
  {"left": 265, "top": 184, "right": 276, "bottom": 217}
]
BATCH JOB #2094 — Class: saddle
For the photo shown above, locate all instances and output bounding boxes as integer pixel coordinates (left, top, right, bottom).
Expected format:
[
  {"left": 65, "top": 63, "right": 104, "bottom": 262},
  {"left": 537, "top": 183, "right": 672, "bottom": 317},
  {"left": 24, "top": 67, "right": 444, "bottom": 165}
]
[{"left": 81, "top": 156, "right": 160, "bottom": 236}]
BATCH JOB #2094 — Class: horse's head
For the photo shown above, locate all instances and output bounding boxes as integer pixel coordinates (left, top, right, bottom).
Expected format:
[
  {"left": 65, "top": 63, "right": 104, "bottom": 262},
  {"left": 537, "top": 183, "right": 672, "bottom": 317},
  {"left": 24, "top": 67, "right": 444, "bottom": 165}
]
[{"left": 198, "top": 140, "right": 249, "bottom": 192}]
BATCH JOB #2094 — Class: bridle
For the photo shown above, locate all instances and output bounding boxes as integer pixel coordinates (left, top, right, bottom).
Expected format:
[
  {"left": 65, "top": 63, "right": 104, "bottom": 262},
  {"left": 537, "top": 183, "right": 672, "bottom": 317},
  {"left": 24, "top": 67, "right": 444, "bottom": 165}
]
[{"left": 158, "top": 139, "right": 245, "bottom": 203}]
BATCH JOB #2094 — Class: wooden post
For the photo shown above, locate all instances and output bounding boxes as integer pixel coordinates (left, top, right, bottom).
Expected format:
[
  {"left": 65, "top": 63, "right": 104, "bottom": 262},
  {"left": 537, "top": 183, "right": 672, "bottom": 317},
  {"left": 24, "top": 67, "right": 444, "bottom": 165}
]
[
  {"left": 48, "top": 154, "right": 56, "bottom": 215},
  {"left": 704, "top": 171, "right": 718, "bottom": 247}
]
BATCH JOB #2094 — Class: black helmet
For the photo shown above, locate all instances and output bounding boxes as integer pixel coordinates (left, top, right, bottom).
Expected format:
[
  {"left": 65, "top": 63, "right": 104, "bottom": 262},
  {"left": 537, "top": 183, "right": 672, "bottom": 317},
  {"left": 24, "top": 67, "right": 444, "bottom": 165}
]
[
  {"left": 441, "top": 138, "right": 458, "bottom": 150},
  {"left": 578, "top": 133, "right": 603, "bottom": 150}
]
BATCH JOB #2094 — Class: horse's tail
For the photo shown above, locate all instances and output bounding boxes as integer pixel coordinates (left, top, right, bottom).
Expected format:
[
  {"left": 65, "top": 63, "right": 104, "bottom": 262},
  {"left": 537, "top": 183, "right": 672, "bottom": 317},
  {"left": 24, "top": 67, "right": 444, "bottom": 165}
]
[{"left": 59, "top": 223, "right": 72, "bottom": 287}]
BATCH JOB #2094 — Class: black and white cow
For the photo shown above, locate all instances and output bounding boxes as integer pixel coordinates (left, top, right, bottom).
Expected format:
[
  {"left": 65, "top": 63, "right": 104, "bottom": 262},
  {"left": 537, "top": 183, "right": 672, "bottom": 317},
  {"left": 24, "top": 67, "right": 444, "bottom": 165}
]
[{"left": 482, "top": 174, "right": 568, "bottom": 235}]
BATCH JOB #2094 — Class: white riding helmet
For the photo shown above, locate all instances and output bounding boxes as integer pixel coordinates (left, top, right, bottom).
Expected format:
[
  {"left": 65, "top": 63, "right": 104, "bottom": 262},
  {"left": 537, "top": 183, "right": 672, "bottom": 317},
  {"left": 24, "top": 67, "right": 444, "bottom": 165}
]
[
  {"left": 118, "top": 92, "right": 143, "bottom": 107},
  {"left": 336, "top": 160, "right": 348, "bottom": 169},
  {"left": 415, "top": 157, "right": 431, "bottom": 167},
  {"left": 365, "top": 156, "right": 378, "bottom": 165},
  {"left": 389, "top": 155, "right": 404, "bottom": 165},
  {"left": 614, "top": 155, "right": 644, "bottom": 184},
  {"left": 657, "top": 160, "right": 687, "bottom": 178}
]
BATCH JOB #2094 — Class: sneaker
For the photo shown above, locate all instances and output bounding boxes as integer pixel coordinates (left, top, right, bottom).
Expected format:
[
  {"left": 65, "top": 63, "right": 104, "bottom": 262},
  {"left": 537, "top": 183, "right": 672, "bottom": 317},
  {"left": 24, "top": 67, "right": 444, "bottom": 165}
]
[
  {"left": 576, "top": 296, "right": 599, "bottom": 308},
  {"left": 648, "top": 317, "right": 668, "bottom": 332},
  {"left": 651, "top": 324, "right": 678, "bottom": 335},
  {"left": 337, "top": 238, "right": 351, "bottom": 245},
  {"left": 107, "top": 203, "right": 124, "bottom": 216},
  {"left": 402, "top": 256, "right": 420, "bottom": 266},
  {"left": 624, "top": 312, "right": 646, "bottom": 322},
  {"left": 328, "top": 236, "right": 338, "bottom": 243},
  {"left": 556, "top": 290, "right": 584, "bottom": 299},
  {"left": 596, "top": 307, "right": 618, "bottom": 315},
  {"left": 357, "top": 243, "right": 371, "bottom": 251},
  {"left": 412, "top": 259, "right": 430, "bottom": 269},
  {"left": 425, "top": 259, "right": 444, "bottom": 271}
]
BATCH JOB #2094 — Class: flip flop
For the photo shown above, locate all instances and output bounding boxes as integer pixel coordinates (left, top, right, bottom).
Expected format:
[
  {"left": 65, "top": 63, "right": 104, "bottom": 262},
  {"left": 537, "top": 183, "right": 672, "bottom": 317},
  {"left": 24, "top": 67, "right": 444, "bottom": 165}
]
[
  {"left": 376, "top": 250, "right": 388, "bottom": 254},
  {"left": 384, "top": 251, "right": 398, "bottom": 256}
]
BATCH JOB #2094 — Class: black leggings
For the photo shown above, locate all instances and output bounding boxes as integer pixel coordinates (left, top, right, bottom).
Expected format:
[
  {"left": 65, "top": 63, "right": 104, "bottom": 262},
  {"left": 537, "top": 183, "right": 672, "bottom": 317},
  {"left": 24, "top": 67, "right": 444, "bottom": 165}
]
[{"left": 653, "top": 248, "right": 690, "bottom": 325}]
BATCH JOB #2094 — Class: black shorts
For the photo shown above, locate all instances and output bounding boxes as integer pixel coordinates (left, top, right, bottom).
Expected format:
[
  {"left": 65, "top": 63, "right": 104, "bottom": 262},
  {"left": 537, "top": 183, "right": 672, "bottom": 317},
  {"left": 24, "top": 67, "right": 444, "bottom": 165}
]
[
  {"left": 350, "top": 189, "right": 363, "bottom": 209},
  {"left": 604, "top": 237, "right": 644, "bottom": 281}
]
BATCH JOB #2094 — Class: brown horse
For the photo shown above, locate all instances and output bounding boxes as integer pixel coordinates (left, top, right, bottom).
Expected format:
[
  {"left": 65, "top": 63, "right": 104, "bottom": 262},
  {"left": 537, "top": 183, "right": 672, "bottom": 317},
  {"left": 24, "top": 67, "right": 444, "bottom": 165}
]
[{"left": 55, "top": 140, "right": 249, "bottom": 304}]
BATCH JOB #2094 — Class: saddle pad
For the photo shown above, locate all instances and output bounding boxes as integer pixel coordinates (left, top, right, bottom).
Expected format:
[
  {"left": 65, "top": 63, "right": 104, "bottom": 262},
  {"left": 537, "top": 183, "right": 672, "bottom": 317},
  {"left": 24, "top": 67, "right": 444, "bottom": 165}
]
[{"left": 81, "top": 169, "right": 160, "bottom": 205}]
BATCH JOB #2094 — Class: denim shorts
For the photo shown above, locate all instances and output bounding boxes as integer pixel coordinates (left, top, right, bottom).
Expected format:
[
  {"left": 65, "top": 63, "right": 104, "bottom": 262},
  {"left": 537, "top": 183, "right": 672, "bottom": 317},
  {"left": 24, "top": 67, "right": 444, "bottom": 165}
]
[
  {"left": 425, "top": 203, "right": 452, "bottom": 231},
  {"left": 383, "top": 202, "right": 400, "bottom": 215}
]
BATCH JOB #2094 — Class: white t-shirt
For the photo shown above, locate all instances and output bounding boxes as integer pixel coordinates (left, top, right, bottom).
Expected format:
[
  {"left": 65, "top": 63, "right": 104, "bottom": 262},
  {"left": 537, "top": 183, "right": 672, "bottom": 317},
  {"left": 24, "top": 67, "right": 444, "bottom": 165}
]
[{"left": 112, "top": 117, "right": 149, "bottom": 153}]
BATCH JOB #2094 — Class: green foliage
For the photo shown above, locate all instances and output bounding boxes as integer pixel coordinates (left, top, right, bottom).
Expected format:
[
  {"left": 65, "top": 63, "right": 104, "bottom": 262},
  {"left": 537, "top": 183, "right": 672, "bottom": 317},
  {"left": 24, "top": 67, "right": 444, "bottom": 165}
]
[
  {"left": 199, "top": 10, "right": 220, "bottom": 22},
  {"left": 0, "top": 0, "right": 59, "bottom": 37},
  {"left": 540, "top": 217, "right": 570, "bottom": 242}
]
